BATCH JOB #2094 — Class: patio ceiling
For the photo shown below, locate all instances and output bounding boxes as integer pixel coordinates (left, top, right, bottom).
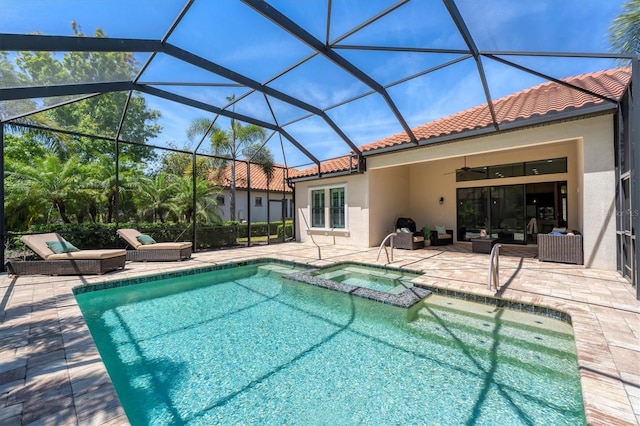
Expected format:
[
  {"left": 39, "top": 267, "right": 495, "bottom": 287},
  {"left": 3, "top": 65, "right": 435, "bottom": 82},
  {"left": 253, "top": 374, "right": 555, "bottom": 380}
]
[{"left": 0, "top": 0, "right": 633, "bottom": 170}]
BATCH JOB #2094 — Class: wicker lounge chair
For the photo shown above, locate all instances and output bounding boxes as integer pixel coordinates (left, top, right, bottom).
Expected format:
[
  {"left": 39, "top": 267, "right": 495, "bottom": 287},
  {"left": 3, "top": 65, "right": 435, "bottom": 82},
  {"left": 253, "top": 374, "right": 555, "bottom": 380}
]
[
  {"left": 117, "top": 228, "right": 192, "bottom": 261},
  {"left": 7, "top": 233, "right": 126, "bottom": 276}
]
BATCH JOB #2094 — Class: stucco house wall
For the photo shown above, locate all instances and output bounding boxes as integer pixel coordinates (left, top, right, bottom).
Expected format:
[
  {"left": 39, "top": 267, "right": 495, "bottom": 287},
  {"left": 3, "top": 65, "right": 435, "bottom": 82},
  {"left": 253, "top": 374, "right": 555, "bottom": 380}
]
[
  {"left": 295, "top": 113, "right": 617, "bottom": 271},
  {"left": 295, "top": 174, "right": 370, "bottom": 247}
]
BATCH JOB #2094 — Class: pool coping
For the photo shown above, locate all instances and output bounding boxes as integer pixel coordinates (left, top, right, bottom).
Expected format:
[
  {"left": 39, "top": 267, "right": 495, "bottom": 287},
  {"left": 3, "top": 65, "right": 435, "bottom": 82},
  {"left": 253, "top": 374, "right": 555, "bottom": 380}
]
[{"left": 73, "top": 258, "right": 571, "bottom": 322}]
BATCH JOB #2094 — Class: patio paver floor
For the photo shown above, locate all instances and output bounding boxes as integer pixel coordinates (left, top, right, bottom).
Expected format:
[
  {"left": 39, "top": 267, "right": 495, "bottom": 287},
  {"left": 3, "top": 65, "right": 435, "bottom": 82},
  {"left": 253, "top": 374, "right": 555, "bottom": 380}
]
[{"left": 0, "top": 242, "right": 638, "bottom": 425}]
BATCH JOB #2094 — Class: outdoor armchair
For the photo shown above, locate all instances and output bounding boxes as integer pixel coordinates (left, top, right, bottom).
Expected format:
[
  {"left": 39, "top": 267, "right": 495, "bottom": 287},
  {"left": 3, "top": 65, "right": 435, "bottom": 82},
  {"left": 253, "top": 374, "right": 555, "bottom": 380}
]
[{"left": 394, "top": 217, "right": 425, "bottom": 250}]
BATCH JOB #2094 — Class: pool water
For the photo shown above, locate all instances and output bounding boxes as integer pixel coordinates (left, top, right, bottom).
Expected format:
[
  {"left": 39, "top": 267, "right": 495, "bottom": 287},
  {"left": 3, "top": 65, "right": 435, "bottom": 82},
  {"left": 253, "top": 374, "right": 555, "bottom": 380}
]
[
  {"left": 311, "top": 263, "right": 420, "bottom": 294},
  {"left": 75, "top": 262, "right": 585, "bottom": 425}
]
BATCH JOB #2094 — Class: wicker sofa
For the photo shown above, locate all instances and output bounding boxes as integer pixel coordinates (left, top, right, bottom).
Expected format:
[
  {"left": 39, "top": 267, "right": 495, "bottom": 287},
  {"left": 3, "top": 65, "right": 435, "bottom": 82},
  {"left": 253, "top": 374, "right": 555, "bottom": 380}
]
[{"left": 537, "top": 232, "right": 583, "bottom": 265}]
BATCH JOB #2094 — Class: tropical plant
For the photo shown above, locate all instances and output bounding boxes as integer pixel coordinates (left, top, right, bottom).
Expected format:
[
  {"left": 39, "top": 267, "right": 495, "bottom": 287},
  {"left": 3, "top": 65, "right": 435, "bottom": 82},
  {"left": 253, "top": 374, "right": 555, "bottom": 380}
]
[
  {"left": 609, "top": 0, "right": 640, "bottom": 55},
  {"left": 5, "top": 154, "right": 85, "bottom": 224},
  {"left": 133, "top": 172, "right": 179, "bottom": 223},
  {"left": 168, "top": 175, "right": 222, "bottom": 223},
  {"left": 186, "top": 96, "right": 273, "bottom": 221}
]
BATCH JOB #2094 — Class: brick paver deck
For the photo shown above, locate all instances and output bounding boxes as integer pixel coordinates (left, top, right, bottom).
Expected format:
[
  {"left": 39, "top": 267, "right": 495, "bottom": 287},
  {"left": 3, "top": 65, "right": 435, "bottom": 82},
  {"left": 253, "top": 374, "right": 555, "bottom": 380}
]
[{"left": 1, "top": 242, "right": 638, "bottom": 425}]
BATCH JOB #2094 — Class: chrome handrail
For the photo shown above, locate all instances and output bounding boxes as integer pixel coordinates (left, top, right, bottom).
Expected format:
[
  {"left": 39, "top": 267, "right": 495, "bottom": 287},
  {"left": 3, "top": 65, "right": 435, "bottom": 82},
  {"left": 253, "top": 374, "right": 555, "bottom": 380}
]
[
  {"left": 299, "top": 210, "right": 321, "bottom": 260},
  {"left": 488, "top": 243, "right": 501, "bottom": 291},
  {"left": 376, "top": 233, "right": 396, "bottom": 263}
]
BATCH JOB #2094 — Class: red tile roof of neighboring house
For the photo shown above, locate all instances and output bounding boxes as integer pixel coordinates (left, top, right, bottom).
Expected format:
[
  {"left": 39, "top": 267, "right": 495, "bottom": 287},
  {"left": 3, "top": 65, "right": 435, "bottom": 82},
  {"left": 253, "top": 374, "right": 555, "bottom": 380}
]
[
  {"left": 291, "top": 68, "right": 631, "bottom": 178},
  {"left": 209, "top": 162, "right": 293, "bottom": 193}
]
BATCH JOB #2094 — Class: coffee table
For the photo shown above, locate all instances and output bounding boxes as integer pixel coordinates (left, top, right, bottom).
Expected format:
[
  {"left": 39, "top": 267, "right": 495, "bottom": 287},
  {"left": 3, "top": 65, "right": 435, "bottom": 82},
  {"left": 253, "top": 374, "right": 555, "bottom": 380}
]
[{"left": 471, "top": 237, "right": 498, "bottom": 254}]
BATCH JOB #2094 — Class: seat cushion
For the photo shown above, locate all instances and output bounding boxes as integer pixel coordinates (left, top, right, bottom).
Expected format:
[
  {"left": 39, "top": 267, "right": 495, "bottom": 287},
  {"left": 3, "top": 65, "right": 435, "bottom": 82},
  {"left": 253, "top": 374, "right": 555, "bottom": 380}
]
[
  {"left": 137, "top": 242, "right": 192, "bottom": 251},
  {"left": 48, "top": 249, "right": 126, "bottom": 260}
]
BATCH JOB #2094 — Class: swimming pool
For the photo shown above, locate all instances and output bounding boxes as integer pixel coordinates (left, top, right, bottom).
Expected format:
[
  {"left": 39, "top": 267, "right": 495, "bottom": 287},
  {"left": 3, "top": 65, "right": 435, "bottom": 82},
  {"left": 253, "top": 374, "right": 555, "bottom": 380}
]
[{"left": 75, "top": 261, "right": 585, "bottom": 425}]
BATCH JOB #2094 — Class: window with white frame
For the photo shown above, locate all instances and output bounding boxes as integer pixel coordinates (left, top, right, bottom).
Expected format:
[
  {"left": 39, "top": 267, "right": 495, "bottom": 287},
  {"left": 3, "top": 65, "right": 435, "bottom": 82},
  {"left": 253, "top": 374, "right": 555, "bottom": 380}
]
[
  {"left": 330, "top": 187, "right": 345, "bottom": 228},
  {"left": 216, "top": 195, "right": 225, "bottom": 206},
  {"left": 309, "top": 184, "right": 347, "bottom": 229},
  {"left": 311, "top": 189, "right": 325, "bottom": 227},
  {"left": 255, "top": 196, "right": 262, "bottom": 207}
]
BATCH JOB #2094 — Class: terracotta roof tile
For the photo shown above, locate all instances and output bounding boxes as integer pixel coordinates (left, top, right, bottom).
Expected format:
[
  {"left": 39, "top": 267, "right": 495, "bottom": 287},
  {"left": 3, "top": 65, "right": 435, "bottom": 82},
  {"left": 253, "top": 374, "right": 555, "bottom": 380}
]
[
  {"left": 209, "top": 162, "right": 293, "bottom": 192},
  {"left": 289, "top": 156, "right": 360, "bottom": 179},
  {"left": 362, "top": 67, "right": 630, "bottom": 153},
  {"left": 271, "top": 68, "right": 630, "bottom": 181}
]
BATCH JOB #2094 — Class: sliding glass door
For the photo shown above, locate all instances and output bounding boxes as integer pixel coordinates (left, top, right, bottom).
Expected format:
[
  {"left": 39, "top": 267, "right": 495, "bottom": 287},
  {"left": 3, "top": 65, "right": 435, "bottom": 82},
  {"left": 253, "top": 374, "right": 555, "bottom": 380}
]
[
  {"left": 490, "top": 185, "right": 526, "bottom": 243},
  {"left": 457, "top": 184, "right": 526, "bottom": 244}
]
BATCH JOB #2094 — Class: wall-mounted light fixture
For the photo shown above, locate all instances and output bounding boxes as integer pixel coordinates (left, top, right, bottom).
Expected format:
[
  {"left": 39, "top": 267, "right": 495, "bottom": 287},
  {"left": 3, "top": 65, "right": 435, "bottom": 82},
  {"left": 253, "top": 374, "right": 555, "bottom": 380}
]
[{"left": 439, "top": 197, "right": 444, "bottom": 205}]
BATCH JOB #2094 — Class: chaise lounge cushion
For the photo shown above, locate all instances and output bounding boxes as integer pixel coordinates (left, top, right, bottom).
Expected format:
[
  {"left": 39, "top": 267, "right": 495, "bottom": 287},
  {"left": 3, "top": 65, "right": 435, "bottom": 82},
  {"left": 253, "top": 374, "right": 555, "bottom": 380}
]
[
  {"left": 21, "top": 233, "right": 126, "bottom": 260},
  {"left": 117, "top": 228, "right": 192, "bottom": 251}
]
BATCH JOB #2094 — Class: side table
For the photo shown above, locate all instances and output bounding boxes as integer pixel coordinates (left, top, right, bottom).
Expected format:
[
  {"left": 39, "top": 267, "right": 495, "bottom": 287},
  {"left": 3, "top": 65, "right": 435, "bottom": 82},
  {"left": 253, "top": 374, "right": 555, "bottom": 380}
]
[{"left": 471, "top": 237, "right": 498, "bottom": 254}]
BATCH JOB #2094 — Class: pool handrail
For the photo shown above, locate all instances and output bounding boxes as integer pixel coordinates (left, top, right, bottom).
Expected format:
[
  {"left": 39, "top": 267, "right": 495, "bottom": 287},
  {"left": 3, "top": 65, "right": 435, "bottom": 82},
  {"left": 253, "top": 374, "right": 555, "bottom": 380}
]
[
  {"left": 488, "top": 243, "right": 501, "bottom": 291},
  {"left": 377, "top": 233, "right": 395, "bottom": 263}
]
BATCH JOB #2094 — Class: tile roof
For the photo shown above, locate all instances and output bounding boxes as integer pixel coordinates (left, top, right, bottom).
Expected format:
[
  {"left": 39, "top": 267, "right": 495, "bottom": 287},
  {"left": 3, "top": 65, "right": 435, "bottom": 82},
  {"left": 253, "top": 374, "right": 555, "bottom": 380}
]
[
  {"left": 292, "top": 68, "right": 631, "bottom": 178},
  {"left": 209, "top": 162, "right": 293, "bottom": 193}
]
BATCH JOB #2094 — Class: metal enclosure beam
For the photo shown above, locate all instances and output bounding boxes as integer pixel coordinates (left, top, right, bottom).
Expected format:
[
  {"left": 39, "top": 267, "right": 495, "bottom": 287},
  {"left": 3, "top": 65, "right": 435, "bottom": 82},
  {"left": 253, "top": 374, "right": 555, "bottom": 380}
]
[
  {"left": 1, "top": 81, "right": 133, "bottom": 101},
  {"left": 0, "top": 33, "right": 161, "bottom": 52},
  {"left": 242, "top": 0, "right": 418, "bottom": 143},
  {"left": 161, "top": 43, "right": 361, "bottom": 155},
  {"left": 632, "top": 58, "right": 640, "bottom": 297},
  {"left": 136, "top": 84, "right": 320, "bottom": 166},
  {"left": 442, "top": 0, "right": 498, "bottom": 130}
]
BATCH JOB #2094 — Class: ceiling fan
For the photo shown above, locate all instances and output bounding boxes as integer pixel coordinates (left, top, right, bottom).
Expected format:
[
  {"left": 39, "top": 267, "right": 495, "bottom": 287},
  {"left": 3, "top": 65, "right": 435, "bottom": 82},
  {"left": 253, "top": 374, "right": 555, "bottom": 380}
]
[{"left": 445, "top": 156, "right": 487, "bottom": 179}]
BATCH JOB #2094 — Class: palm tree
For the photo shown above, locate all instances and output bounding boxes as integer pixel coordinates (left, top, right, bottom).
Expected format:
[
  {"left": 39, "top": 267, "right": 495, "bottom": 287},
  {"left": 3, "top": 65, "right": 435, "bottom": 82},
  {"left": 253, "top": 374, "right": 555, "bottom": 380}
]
[
  {"left": 609, "top": 0, "right": 640, "bottom": 55},
  {"left": 169, "top": 175, "right": 222, "bottom": 223},
  {"left": 187, "top": 96, "right": 274, "bottom": 221},
  {"left": 5, "top": 154, "right": 84, "bottom": 224},
  {"left": 134, "top": 172, "right": 179, "bottom": 223}
]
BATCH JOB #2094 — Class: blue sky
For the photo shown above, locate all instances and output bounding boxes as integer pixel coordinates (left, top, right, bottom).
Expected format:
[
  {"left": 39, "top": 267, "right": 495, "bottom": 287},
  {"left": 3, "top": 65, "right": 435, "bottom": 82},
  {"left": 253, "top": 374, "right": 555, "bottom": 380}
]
[{"left": 1, "top": 0, "right": 627, "bottom": 168}]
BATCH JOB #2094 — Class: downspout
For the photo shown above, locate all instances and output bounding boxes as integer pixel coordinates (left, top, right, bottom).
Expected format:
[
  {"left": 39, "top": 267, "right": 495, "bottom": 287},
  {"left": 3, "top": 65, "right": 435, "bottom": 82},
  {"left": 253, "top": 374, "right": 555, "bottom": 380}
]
[
  {"left": 246, "top": 160, "right": 251, "bottom": 246},
  {"left": 286, "top": 177, "right": 296, "bottom": 241}
]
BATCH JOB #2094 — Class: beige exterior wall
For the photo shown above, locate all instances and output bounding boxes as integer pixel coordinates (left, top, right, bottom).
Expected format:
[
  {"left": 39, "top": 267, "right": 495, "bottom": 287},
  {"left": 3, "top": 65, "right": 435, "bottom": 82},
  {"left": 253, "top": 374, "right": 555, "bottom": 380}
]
[
  {"left": 369, "top": 166, "right": 410, "bottom": 246},
  {"left": 295, "top": 174, "right": 370, "bottom": 247},
  {"left": 294, "top": 114, "right": 617, "bottom": 271}
]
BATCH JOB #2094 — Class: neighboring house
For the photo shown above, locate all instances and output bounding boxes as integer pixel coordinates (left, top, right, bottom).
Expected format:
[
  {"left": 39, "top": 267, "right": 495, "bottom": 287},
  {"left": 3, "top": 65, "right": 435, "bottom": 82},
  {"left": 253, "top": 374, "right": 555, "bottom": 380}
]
[
  {"left": 209, "top": 162, "right": 294, "bottom": 223},
  {"left": 290, "top": 68, "right": 634, "bottom": 283}
]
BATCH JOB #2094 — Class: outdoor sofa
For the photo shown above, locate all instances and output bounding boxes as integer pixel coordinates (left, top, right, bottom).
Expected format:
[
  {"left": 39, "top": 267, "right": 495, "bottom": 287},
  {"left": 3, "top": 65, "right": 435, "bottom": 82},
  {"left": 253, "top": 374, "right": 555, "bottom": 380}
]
[
  {"left": 117, "top": 228, "right": 192, "bottom": 261},
  {"left": 7, "top": 232, "right": 126, "bottom": 276},
  {"left": 537, "top": 229, "right": 584, "bottom": 265}
]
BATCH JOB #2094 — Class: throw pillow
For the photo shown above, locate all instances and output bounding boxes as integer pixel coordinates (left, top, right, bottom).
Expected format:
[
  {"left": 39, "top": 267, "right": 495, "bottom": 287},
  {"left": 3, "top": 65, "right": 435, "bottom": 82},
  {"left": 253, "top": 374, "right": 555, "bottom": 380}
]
[
  {"left": 136, "top": 234, "right": 157, "bottom": 245},
  {"left": 436, "top": 225, "right": 446, "bottom": 235},
  {"left": 400, "top": 227, "right": 411, "bottom": 233},
  {"left": 46, "top": 240, "right": 80, "bottom": 254}
]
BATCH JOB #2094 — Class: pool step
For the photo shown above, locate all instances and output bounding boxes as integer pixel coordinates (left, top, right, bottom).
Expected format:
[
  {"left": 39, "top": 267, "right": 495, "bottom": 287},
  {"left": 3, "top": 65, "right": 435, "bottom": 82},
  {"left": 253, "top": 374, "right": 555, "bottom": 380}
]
[
  {"left": 257, "top": 264, "right": 302, "bottom": 275},
  {"left": 408, "top": 302, "right": 578, "bottom": 377}
]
